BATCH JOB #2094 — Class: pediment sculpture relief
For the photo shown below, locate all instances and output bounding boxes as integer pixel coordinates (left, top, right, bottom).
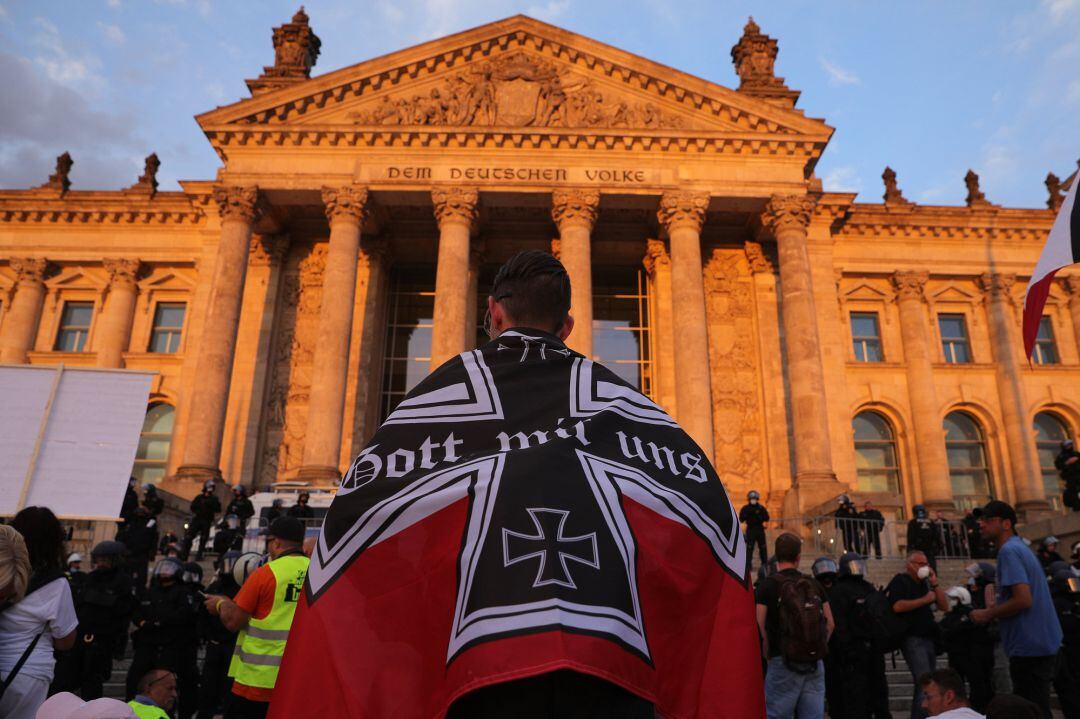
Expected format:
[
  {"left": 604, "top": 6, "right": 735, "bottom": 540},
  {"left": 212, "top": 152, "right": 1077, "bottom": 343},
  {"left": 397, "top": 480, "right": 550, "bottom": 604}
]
[{"left": 347, "top": 52, "right": 685, "bottom": 130}]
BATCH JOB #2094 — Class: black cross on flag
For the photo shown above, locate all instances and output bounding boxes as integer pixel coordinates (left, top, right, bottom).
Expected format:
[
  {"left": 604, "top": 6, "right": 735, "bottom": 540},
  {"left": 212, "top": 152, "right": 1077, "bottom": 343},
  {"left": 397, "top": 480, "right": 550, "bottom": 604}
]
[{"left": 272, "top": 329, "right": 763, "bottom": 718}]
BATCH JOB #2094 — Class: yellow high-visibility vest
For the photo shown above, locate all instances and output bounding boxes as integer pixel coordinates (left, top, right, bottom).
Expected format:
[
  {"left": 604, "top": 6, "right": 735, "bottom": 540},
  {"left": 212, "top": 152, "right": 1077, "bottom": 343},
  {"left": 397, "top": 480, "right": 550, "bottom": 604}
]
[
  {"left": 228, "top": 552, "right": 309, "bottom": 689},
  {"left": 128, "top": 700, "right": 169, "bottom": 719}
]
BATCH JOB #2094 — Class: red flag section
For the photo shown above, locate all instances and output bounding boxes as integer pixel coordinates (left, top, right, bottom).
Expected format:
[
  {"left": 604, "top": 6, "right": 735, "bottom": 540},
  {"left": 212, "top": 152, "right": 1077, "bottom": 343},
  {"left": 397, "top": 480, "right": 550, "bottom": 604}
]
[
  {"left": 268, "top": 498, "right": 765, "bottom": 718},
  {"left": 1023, "top": 175, "right": 1079, "bottom": 357}
]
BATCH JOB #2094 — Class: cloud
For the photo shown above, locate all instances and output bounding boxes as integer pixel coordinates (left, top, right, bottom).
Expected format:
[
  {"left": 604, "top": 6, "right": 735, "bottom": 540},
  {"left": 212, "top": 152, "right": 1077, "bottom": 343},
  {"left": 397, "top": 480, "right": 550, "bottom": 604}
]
[
  {"left": 97, "top": 21, "right": 125, "bottom": 44},
  {"left": 823, "top": 165, "right": 863, "bottom": 193},
  {"left": 527, "top": 0, "right": 571, "bottom": 21},
  {"left": 30, "top": 17, "right": 106, "bottom": 93},
  {"left": 106, "top": 0, "right": 121, "bottom": 7},
  {"left": 819, "top": 57, "right": 859, "bottom": 86},
  {"left": 1044, "top": 0, "right": 1079, "bottom": 23},
  {"left": 0, "top": 5, "right": 7, "bottom": 19},
  {"left": 153, "top": 0, "right": 211, "bottom": 17},
  {"left": 0, "top": 50, "right": 140, "bottom": 189}
]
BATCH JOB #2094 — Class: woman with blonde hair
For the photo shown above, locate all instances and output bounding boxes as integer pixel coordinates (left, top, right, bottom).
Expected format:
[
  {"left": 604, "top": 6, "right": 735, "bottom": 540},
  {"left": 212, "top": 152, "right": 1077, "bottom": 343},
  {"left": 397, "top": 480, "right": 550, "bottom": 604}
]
[
  {"left": 0, "top": 509, "right": 78, "bottom": 719},
  {"left": 0, "top": 524, "right": 31, "bottom": 606}
]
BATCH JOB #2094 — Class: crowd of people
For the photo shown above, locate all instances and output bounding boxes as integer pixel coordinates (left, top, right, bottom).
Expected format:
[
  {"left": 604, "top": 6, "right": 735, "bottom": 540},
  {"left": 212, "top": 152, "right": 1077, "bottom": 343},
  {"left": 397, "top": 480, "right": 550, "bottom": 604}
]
[
  {"left": 747, "top": 499, "right": 1080, "bottom": 719},
  {"left": 0, "top": 481, "right": 313, "bottom": 719}
]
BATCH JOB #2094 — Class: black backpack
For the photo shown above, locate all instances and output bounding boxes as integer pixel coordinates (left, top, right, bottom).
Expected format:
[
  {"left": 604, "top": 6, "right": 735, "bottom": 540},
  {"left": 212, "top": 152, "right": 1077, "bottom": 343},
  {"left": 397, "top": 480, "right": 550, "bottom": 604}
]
[
  {"left": 851, "top": 588, "right": 907, "bottom": 653},
  {"left": 776, "top": 574, "right": 829, "bottom": 672}
]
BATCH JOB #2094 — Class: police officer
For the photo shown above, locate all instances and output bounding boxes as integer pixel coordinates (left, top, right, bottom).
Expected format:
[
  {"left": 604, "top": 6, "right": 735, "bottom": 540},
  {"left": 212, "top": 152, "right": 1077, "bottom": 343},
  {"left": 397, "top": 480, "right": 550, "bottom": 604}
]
[
  {"left": 125, "top": 506, "right": 159, "bottom": 596},
  {"left": 835, "top": 494, "right": 861, "bottom": 553},
  {"left": 142, "top": 483, "right": 165, "bottom": 519},
  {"left": 128, "top": 557, "right": 200, "bottom": 719},
  {"left": 184, "top": 480, "right": 222, "bottom": 560},
  {"left": 859, "top": 501, "right": 886, "bottom": 560},
  {"left": 213, "top": 514, "right": 244, "bottom": 556},
  {"left": 119, "top": 476, "right": 140, "bottom": 542},
  {"left": 196, "top": 551, "right": 244, "bottom": 719},
  {"left": 939, "top": 585, "right": 994, "bottom": 712},
  {"left": 907, "top": 504, "right": 940, "bottom": 570},
  {"left": 1056, "top": 439, "right": 1080, "bottom": 511},
  {"left": 205, "top": 516, "right": 309, "bottom": 718},
  {"left": 812, "top": 556, "right": 843, "bottom": 716},
  {"left": 287, "top": 491, "right": 314, "bottom": 520},
  {"left": 65, "top": 541, "right": 135, "bottom": 699},
  {"left": 738, "top": 490, "right": 769, "bottom": 569},
  {"left": 265, "top": 498, "right": 285, "bottom": 526},
  {"left": 825, "top": 552, "right": 891, "bottom": 719},
  {"left": 225, "top": 484, "right": 255, "bottom": 526},
  {"left": 1038, "top": 536, "right": 1066, "bottom": 571},
  {"left": 1051, "top": 568, "right": 1080, "bottom": 718}
]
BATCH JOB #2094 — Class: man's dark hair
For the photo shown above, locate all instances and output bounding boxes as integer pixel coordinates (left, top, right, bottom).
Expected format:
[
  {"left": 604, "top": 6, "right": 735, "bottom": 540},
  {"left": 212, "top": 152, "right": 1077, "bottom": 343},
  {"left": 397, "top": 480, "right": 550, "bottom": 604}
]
[
  {"left": 11, "top": 506, "right": 65, "bottom": 575},
  {"left": 774, "top": 532, "right": 802, "bottom": 563},
  {"left": 490, "top": 251, "right": 570, "bottom": 334},
  {"left": 137, "top": 668, "right": 173, "bottom": 694},
  {"left": 918, "top": 668, "right": 967, "bottom": 701}
]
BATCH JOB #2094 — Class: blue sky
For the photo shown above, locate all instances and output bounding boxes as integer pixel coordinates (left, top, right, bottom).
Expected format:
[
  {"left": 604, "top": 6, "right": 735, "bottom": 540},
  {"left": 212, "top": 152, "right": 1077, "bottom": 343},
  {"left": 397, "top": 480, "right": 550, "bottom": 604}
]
[{"left": 0, "top": 0, "right": 1076, "bottom": 208}]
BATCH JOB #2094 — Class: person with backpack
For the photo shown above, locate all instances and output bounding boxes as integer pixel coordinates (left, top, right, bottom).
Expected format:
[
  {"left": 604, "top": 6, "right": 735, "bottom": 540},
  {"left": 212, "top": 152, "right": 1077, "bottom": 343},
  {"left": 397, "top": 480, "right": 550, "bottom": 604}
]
[
  {"left": 886, "top": 549, "right": 949, "bottom": 719},
  {"left": 755, "top": 532, "right": 834, "bottom": 719},
  {"left": 825, "top": 552, "right": 892, "bottom": 719},
  {"left": 939, "top": 586, "right": 995, "bottom": 713}
]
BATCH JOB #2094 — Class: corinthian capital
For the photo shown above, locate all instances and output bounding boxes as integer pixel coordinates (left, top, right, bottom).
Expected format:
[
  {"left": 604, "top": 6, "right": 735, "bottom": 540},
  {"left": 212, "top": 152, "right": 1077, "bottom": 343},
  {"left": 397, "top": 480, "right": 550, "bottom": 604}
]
[
  {"left": 551, "top": 189, "right": 600, "bottom": 230},
  {"left": 9, "top": 258, "right": 49, "bottom": 287},
  {"left": 890, "top": 271, "right": 929, "bottom": 302},
  {"left": 978, "top": 272, "right": 1017, "bottom": 304},
  {"left": 657, "top": 191, "right": 709, "bottom": 233},
  {"left": 761, "top": 194, "right": 816, "bottom": 234},
  {"left": 104, "top": 259, "right": 141, "bottom": 290},
  {"left": 212, "top": 185, "right": 262, "bottom": 223},
  {"left": 642, "top": 239, "right": 670, "bottom": 276},
  {"left": 322, "top": 185, "right": 369, "bottom": 224},
  {"left": 431, "top": 187, "right": 479, "bottom": 229}
]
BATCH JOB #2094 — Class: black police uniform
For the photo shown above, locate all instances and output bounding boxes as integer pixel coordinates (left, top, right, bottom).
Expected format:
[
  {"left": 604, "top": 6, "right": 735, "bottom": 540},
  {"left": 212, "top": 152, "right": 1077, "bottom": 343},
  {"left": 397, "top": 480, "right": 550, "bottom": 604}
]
[
  {"left": 1056, "top": 446, "right": 1080, "bottom": 510},
  {"left": 224, "top": 495, "right": 255, "bottom": 525},
  {"left": 835, "top": 502, "right": 861, "bottom": 553},
  {"left": 738, "top": 502, "right": 769, "bottom": 566},
  {"left": 939, "top": 602, "right": 995, "bottom": 712},
  {"left": 124, "top": 513, "right": 159, "bottom": 596},
  {"left": 287, "top": 502, "right": 314, "bottom": 520},
  {"left": 196, "top": 572, "right": 241, "bottom": 719},
  {"left": 184, "top": 491, "right": 222, "bottom": 560},
  {"left": 963, "top": 513, "right": 985, "bottom": 558},
  {"left": 858, "top": 508, "right": 885, "bottom": 559},
  {"left": 127, "top": 576, "right": 200, "bottom": 718},
  {"left": 827, "top": 575, "right": 891, "bottom": 719},
  {"left": 67, "top": 564, "right": 134, "bottom": 699},
  {"left": 906, "top": 515, "right": 939, "bottom": 569}
]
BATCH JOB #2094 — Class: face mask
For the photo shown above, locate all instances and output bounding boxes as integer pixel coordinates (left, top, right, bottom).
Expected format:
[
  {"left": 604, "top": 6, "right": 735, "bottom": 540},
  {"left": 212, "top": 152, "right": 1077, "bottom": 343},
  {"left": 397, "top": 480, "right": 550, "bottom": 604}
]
[
  {"left": 749, "top": 499, "right": 757, "bottom": 504},
  {"left": 917, "top": 566, "right": 931, "bottom": 580}
]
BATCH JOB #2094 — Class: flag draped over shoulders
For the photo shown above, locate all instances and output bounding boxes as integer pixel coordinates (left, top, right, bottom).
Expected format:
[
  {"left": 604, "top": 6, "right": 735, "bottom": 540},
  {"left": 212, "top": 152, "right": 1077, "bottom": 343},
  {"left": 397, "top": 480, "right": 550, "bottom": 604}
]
[{"left": 269, "top": 328, "right": 763, "bottom": 719}]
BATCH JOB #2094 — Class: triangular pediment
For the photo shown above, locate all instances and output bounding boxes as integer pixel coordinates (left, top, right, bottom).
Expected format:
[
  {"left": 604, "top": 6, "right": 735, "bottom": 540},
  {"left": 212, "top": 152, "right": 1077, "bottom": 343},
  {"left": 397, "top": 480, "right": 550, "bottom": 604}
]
[{"left": 197, "top": 16, "right": 831, "bottom": 143}]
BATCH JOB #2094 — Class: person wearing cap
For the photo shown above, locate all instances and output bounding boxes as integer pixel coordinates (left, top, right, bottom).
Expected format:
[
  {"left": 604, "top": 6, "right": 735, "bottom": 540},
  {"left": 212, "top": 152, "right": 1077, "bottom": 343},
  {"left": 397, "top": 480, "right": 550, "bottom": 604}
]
[
  {"left": 739, "top": 490, "right": 769, "bottom": 571},
  {"left": 204, "top": 516, "right": 309, "bottom": 719},
  {"left": 972, "top": 500, "right": 1063, "bottom": 718},
  {"left": 1055, "top": 439, "right": 1080, "bottom": 511},
  {"left": 128, "top": 669, "right": 177, "bottom": 719}
]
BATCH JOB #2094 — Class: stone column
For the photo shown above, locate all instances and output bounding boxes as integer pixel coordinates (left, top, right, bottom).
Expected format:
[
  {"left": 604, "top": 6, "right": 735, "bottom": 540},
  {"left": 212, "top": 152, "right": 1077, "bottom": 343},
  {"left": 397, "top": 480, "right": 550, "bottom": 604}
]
[
  {"left": 657, "top": 191, "right": 714, "bottom": 458},
  {"left": 465, "top": 238, "right": 485, "bottom": 349},
  {"left": 891, "top": 271, "right": 953, "bottom": 510},
  {"left": 0, "top": 258, "right": 48, "bottom": 364},
  {"left": 299, "top": 185, "right": 369, "bottom": 483},
  {"left": 643, "top": 239, "right": 676, "bottom": 415},
  {"left": 762, "top": 195, "right": 837, "bottom": 485},
  {"left": 430, "top": 187, "right": 478, "bottom": 370},
  {"left": 174, "top": 186, "right": 261, "bottom": 487},
  {"left": 980, "top": 273, "right": 1048, "bottom": 515},
  {"left": 95, "top": 259, "right": 141, "bottom": 368},
  {"left": 552, "top": 189, "right": 599, "bottom": 357}
]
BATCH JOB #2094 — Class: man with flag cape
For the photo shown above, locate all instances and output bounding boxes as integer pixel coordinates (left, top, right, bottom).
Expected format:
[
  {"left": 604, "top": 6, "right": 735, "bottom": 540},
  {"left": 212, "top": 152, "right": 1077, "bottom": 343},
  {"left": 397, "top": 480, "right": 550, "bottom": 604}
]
[{"left": 269, "top": 250, "right": 765, "bottom": 718}]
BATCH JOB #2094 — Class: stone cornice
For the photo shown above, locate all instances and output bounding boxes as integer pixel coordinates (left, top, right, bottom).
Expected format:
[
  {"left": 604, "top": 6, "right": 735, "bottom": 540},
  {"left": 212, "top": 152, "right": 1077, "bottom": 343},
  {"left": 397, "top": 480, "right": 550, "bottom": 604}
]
[
  {"left": 431, "top": 187, "right": 479, "bottom": 228},
  {"left": 834, "top": 204, "right": 1054, "bottom": 242},
  {"left": 657, "top": 190, "right": 709, "bottom": 233},
  {"left": 642, "top": 238, "right": 669, "bottom": 275},
  {"left": 551, "top": 188, "right": 599, "bottom": 230},
  {"left": 761, "top": 194, "right": 815, "bottom": 234},
  {"left": 0, "top": 192, "right": 205, "bottom": 225},
  {"left": 213, "top": 185, "right": 262, "bottom": 223},
  {"left": 890, "top": 270, "right": 928, "bottom": 302},
  {"left": 321, "top": 185, "right": 370, "bottom": 224},
  {"left": 103, "top": 258, "right": 142, "bottom": 290}
]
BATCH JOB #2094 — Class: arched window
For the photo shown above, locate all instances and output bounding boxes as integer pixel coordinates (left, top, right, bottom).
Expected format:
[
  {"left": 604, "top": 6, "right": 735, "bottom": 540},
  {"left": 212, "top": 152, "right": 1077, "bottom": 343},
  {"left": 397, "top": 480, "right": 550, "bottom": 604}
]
[
  {"left": 944, "top": 412, "right": 991, "bottom": 510},
  {"left": 1034, "top": 411, "right": 1072, "bottom": 511},
  {"left": 853, "top": 411, "right": 901, "bottom": 493},
  {"left": 132, "top": 403, "right": 175, "bottom": 485}
]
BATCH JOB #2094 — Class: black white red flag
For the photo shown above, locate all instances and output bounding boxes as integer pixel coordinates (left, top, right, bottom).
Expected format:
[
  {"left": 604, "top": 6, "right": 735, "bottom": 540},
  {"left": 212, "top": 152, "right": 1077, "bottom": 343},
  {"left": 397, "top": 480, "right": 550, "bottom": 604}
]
[
  {"left": 1024, "top": 174, "right": 1080, "bottom": 357},
  {"left": 269, "top": 329, "right": 763, "bottom": 718}
]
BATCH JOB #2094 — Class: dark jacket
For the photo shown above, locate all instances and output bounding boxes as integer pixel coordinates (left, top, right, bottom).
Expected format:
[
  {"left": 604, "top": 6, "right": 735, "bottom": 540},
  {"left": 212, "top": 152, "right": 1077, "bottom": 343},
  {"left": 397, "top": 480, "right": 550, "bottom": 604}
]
[
  {"left": 738, "top": 503, "right": 769, "bottom": 533},
  {"left": 198, "top": 575, "right": 240, "bottom": 646},
  {"left": 287, "top": 504, "right": 314, "bottom": 520},
  {"left": 124, "top": 516, "right": 159, "bottom": 559},
  {"left": 132, "top": 580, "right": 198, "bottom": 648},
  {"left": 907, "top": 517, "right": 939, "bottom": 553},
  {"left": 76, "top": 566, "right": 135, "bottom": 638},
  {"left": 225, "top": 497, "right": 255, "bottom": 524},
  {"left": 142, "top": 494, "right": 164, "bottom": 518},
  {"left": 190, "top": 493, "right": 221, "bottom": 525},
  {"left": 1056, "top": 449, "right": 1080, "bottom": 484},
  {"left": 825, "top": 575, "right": 876, "bottom": 657}
]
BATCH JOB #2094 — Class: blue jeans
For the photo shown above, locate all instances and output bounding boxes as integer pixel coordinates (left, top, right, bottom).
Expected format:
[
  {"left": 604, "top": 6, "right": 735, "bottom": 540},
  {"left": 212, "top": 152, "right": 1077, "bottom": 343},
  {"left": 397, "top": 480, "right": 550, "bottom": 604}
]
[
  {"left": 764, "top": 656, "right": 825, "bottom": 719},
  {"left": 901, "top": 635, "right": 937, "bottom": 719}
]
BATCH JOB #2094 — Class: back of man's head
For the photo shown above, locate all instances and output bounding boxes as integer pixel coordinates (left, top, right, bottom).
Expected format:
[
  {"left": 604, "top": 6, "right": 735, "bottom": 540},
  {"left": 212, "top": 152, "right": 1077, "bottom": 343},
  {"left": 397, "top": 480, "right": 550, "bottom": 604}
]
[
  {"left": 774, "top": 532, "right": 802, "bottom": 565},
  {"left": 490, "top": 251, "right": 570, "bottom": 333}
]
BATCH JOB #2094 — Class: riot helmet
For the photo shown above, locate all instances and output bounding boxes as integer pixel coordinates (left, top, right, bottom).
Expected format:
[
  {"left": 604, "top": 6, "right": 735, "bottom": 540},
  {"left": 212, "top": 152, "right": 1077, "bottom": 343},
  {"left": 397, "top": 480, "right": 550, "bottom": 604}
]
[
  {"left": 1042, "top": 535, "right": 1060, "bottom": 550},
  {"left": 66, "top": 553, "right": 83, "bottom": 571},
  {"left": 838, "top": 552, "right": 867, "bottom": 578},
  {"left": 232, "top": 484, "right": 247, "bottom": 498},
  {"left": 747, "top": 490, "right": 760, "bottom": 502},
  {"left": 272, "top": 498, "right": 285, "bottom": 509},
  {"left": 811, "top": 556, "right": 839, "bottom": 581},
  {"left": 152, "top": 557, "right": 183, "bottom": 582},
  {"left": 965, "top": 561, "right": 997, "bottom": 584},
  {"left": 182, "top": 561, "right": 204, "bottom": 587},
  {"left": 232, "top": 552, "right": 267, "bottom": 587},
  {"left": 1064, "top": 439, "right": 1075, "bottom": 450},
  {"left": 218, "top": 550, "right": 242, "bottom": 579},
  {"left": 837, "top": 494, "right": 851, "bottom": 506},
  {"left": 144, "top": 484, "right": 157, "bottom": 496},
  {"left": 945, "top": 586, "right": 971, "bottom": 608},
  {"left": 203, "top": 480, "right": 216, "bottom": 493},
  {"left": 913, "top": 504, "right": 928, "bottom": 519}
]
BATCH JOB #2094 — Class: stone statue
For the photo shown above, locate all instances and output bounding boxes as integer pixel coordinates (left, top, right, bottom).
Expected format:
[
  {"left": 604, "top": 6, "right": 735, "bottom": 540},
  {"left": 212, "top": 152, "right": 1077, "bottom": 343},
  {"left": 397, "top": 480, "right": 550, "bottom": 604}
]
[
  {"left": 882, "top": 166, "right": 909, "bottom": 204},
  {"left": 1046, "top": 172, "right": 1064, "bottom": 212},
  {"left": 133, "top": 153, "right": 160, "bottom": 194},
  {"left": 964, "top": 169, "right": 988, "bottom": 207},
  {"left": 41, "top": 152, "right": 73, "bottom": 194},
  {"left": 247, "top": 6, "right": 321, "bottom": 94}
]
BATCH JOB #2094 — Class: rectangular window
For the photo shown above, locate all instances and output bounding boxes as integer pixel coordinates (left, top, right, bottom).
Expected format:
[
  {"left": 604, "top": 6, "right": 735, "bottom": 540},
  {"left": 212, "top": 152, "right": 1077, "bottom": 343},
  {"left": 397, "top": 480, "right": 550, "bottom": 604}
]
[
  {"left": 1033, "top": 316, "right": 1059, "bottom": 365},
  {"left": 938, "top": 313, "right": 971, "bottom": 363},
  {"left": 148, "top": 302, "right": 186, "bottom": 353},
  {"left": 592, "top": 269, "right": 653, "bottom": 396},
  {"left": 54, "top": 301, "right": 93, "bottom": 352},
  {"left": 850, "top": 312, "right": 883, "bottom": 362},
  {"left": 380, "top": 268, "right": 436, "bottom": 421}
]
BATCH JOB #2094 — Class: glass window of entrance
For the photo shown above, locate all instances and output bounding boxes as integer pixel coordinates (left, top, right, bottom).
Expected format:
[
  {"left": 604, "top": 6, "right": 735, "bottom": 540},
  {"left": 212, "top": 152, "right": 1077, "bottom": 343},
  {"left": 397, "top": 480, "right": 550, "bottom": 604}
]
[
  {"left": 132, "top": 403, "right": 175, "bottom": 485},
  {"left": 850, "top": 312, "right": 883, "bottom": 362},
  {"left": 54, "top": 301, "right": 93, "bottom": 352},
  {"left": 148, "top": 302, "right": 186, "bottom": 353},
  {"left": 938, "top": 314, "right": 971, "bottom": 363},
  {"left": 944, "top": 411, "right": 991, "bottom": 509},
  {"left": 1032, "top": 317, "right": 1059, "bottom": 365},
  {"left": 852, "top": 411, "right": 900, "bottom": 493},
  {"left": 380, "top": 268, "right": 436, "bottom": 421},
  {"left": 592, "top": 269, "right": 652, "bottom": 395},
  {"left": 1034, "top": 411, "right": 1072, "bottom": 511}
]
